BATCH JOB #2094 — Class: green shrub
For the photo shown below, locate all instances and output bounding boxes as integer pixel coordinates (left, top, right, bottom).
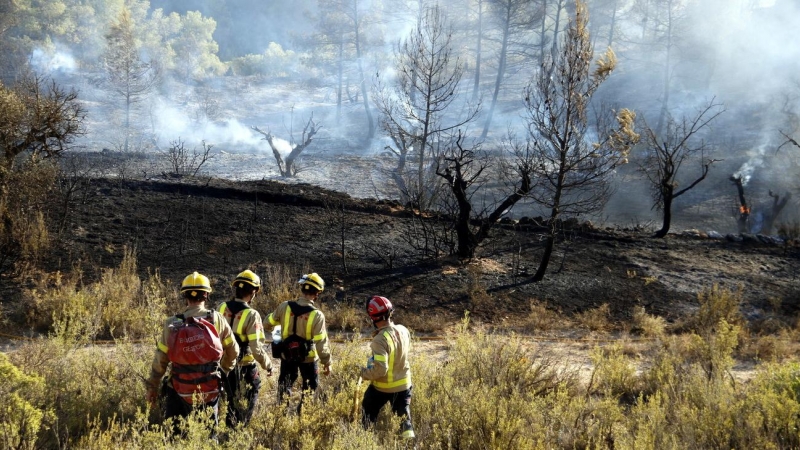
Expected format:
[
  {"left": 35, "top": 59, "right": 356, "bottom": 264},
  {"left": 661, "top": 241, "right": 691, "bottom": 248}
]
[
  {"left": 26, "top": 248, "right": 169, "bottom": 340},
  {"left": 0, "top": 353, "right": 50, "bottom": 450}
]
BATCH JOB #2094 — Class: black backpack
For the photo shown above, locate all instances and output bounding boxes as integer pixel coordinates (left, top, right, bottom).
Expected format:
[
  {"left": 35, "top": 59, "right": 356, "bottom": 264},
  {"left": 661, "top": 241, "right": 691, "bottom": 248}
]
[
  {"left": 273, "top": 302, "right": 315, "bottom": 363},
  {"left": 224, "top": 300, "right": 251, "bottom": 361}
]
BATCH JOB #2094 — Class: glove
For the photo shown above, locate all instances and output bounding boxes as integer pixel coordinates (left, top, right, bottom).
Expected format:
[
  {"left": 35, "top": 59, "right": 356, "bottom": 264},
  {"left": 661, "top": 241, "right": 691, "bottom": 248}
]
[
  {"left": 323, "top": 364, "right": 331, "bottom": 376},
  {"left": 146, "top": 389, "right": 158, "bottom": 407}
]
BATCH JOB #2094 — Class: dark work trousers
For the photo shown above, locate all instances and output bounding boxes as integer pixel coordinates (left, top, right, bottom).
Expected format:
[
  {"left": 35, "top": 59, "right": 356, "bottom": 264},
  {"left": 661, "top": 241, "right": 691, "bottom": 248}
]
[
  {"left": 361, "top": 384, "right": 413, "bottom": 433},
  {"left": 223, "top": 364, "right": 261, "bottom": 428},
  {"left": 163, "top": 384, "right": 220, "bottom": 438},
  {"left": 278, "top": 359, "right": 319, "bottom": 411}
]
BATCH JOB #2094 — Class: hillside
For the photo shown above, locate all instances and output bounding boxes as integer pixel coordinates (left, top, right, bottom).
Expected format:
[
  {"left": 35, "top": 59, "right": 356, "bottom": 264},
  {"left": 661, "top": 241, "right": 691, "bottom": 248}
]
[{"left": 5, "top": 167, "right": 798, "bottom": 337}]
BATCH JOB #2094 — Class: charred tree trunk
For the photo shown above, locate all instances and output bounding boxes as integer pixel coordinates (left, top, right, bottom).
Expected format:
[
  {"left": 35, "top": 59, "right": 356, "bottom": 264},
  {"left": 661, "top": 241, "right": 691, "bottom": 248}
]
[
  {"left": 762, "top": 190, "right": 792, "bottom": 235},
  {"left": 472, "top": 0, "right": 483, "bottom": 103},
  {"left": 481, "top": 2, "right": 511, "bottom": 140},
  {"left": 654, "top": 184, "right": 674, "bottom": 238},
  {"left": 731, "top": 175, "right": 750, "bottom": 233},
  {"left": 533, "top": 222, "right": 557, "bottom": 282}
]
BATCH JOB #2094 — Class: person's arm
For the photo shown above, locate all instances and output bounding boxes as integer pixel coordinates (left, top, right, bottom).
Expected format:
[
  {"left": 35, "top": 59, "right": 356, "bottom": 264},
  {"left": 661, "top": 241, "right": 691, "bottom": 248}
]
[
  {"left": 248, "top": 312, "right": 273, "bottom": 374},
  {"left": 146, "top": 319, "right": 171, "bottom": 405},
  {"left": 361, "top": 336, "right": 389, "bottom": 381},
  {"left": 265, "top": 303, "right": 284, "bottom": 332},
  {"left": 313, "top": 312, "right": 332, "bottom": 374},
  {"left": 215, "top": 312, "right": 239, "bottom": 373}
]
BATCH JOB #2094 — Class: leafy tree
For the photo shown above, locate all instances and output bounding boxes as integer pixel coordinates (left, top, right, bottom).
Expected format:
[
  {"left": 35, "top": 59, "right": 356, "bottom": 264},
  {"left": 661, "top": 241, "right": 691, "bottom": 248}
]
[
  {"left": 169, "top": 11, "right": 225, "bottom": 79},
  {"left": 639, "top": 99, "right": 724, "bottom": 238},
  {"left": 102, "top": 7, "right": 160, "bottom": 152},
  {"left": 374, "top": 5, "right": 479, "bottom": 208},
  {"left": 0, "top": 76, "right": 85, "bottom": 274},
  {"left": 0, "top": 76, "right": 85, "bottom": 169},
  {"left": 524, "top": 0, "right": 638, "bottom": 281}
]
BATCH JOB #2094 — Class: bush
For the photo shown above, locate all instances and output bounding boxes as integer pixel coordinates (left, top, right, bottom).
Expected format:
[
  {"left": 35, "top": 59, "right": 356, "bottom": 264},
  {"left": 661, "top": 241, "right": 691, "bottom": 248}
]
[
  {"left": 0, "top": 353, "right": 50, "bottom": 450},
  {"left": 26, "top": 248, "right": 170, "bottom": 340}
]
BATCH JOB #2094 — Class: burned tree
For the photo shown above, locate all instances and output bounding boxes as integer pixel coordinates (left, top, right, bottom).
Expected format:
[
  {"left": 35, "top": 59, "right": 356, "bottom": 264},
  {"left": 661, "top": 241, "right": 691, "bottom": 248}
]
[
  {"left": 525, "top": 1, "right": 638, "bottom": 282},
  {"left": 436, "top": 131, "right": 533, "bottom": 259},
  {"left": 253, "top": 114, "right": 320, "bottom": 178},
  {"left": 762, "top": 190, "right": 791, "bottom": 235},
  {"left": 374, "top": 5, "right": 478, "bottom": 209},
  {"left": 640, "top": 99, "right": 724, "bottom": 238},
  {"left": 730, "top": 175, "right": 750, "bottom": 234}
]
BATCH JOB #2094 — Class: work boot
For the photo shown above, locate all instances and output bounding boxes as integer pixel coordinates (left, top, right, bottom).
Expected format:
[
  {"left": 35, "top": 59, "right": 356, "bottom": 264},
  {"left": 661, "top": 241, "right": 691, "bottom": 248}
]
[{"left": 400, "top": 423, "right": 416, "bottom": 439}]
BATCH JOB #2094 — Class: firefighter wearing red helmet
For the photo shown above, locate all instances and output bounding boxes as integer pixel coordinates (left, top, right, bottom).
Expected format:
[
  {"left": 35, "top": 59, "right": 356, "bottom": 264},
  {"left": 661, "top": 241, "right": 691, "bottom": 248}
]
[{"left": 361, "top": 295, "right": 415, "bottom": 440}]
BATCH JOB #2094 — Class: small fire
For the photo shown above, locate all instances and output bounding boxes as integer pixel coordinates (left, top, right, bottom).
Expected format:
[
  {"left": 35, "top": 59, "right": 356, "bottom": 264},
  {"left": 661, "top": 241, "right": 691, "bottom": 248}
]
[{"left": 739, "top": 206, "right": 750, "bottom": 215}]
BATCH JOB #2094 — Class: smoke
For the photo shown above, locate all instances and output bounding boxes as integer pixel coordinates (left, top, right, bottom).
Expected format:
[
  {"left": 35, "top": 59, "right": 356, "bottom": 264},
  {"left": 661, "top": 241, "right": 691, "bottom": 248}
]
[
  {"left": 30, "top": 47, "right": 77, "bottom": 74},
  {"left": 732, "top": 144, "right": 767, "bottom": 186},
  {"left": 149, "top": 99, "right": 257, "bottom": 150}
]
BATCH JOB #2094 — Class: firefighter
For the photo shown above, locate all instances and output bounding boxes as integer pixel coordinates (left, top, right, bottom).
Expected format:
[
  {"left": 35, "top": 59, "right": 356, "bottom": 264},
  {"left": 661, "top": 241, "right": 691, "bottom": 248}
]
[
  {"left": 145, "top": 272, "right": 239, "bottom": 435},
  {"left": 361, "top": 295, "right": 415, "bottom": 440},
  {"left": 266, "top": 272, "right": 332, "bottom": 409},
  {"left": 218, "top": 270, "right": 273, "bottom": 428}
]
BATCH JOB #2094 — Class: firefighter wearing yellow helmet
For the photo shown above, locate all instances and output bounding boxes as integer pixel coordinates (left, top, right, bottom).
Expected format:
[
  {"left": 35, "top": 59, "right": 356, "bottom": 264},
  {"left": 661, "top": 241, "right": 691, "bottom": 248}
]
[
  {"left": 146, "top": 272, "right": 239, "bottom": 436},
  {"left": 217, "top": 269, "right": 273, "bottom": 428},
  {"left": 266, "top": 272, "right": 332, "bottom": 410}
]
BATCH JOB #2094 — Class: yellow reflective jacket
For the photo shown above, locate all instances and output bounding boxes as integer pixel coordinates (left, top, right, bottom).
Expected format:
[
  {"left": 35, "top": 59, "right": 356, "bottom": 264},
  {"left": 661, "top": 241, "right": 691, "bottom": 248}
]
[
  {"left": 147, "top": 304, "right": 239, "bottom": 393},
  {"left": 266, "top": 298, "right": 332, "bottom": 366},
  {"left": 361, "top": 322, "right": 412, "bottom": 393},
  {"left": 218, "top": 299, "right": 272, "bottom": 371}
]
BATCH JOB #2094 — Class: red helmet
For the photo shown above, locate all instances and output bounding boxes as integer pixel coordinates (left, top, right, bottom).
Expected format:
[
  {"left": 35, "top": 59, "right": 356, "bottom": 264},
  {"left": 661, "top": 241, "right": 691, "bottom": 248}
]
[{"left": 366, "top": 296, "right": 394, "bottom": 321}]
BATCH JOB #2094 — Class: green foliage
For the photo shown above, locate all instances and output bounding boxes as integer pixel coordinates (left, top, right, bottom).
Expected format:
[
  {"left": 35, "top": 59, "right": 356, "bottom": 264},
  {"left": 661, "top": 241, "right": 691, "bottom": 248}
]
[
  {"left": 693, "top": 284, "right": 745, "bottom": 334},
  {"left": 26, "top": 248, "right": 170, "bottom": 340},
  {"left": 5, "top": 260, "right": 800, "bottom": 449},
  {"left": 228, "top": 43, "right": 299, "bottom": 77},
  {"left": 0, "top": 353, "right": 50, "bottom": 450}
]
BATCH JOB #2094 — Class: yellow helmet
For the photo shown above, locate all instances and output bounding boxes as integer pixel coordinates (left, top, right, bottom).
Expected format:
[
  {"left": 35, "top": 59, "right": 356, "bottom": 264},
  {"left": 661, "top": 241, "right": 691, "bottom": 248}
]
[
  {"left": 232, "top": 269, "right": 261, "bottom": 290},
  {"left": 298, "top": 273, "right": 325, "bottom": 293},
  {"left": 181, "top": 271, "right": 212, "bottom": 294}
]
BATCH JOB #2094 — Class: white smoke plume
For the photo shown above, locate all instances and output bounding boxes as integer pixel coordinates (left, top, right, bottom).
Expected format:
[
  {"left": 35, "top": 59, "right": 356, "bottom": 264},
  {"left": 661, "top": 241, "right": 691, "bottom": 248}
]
[
  {"left": 30, "top": 47, "right": 77, "bottom": 73},
  {"left": 732, "top": 144, "right": 767, "bottom": 186}
]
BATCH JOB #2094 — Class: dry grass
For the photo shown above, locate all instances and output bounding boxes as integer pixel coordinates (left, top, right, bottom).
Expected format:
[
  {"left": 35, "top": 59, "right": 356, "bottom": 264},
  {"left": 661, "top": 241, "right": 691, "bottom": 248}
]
[
  {"left": 6, "top": 252, "right": 800, "bottom": 449},
  {"left": 522, "top": 300, "right": 565, "bottom": 333},
  {"left": 575, "top": 304, "right": 612, "bottom": 333}
]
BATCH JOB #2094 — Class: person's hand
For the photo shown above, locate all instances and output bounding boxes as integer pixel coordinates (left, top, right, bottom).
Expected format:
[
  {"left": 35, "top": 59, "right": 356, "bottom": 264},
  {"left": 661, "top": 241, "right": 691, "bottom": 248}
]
[
  {"left": 146, "top": 389, "right": 157, "bottom": 407},
  {"left": 323, "top": 364, "right": 331, "bottom": 376}
]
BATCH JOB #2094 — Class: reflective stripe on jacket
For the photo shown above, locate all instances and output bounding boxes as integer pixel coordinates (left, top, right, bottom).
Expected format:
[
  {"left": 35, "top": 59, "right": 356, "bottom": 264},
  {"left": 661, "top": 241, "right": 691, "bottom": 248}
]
[
  {"left": 266, "top": 298, "right": 331, "bottom": 366},
  {"left": 361, "top": 323, "right": 412, "bottom": 393},
  {"left": 147, "top": 304, "right": 239, "bottom": 392},
  {"left": 218, "top": 300, "right": 272, "bottom": 371}
]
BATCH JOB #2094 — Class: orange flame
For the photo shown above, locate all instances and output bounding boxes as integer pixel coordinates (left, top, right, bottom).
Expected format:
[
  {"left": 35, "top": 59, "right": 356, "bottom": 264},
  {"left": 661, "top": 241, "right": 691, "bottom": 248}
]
[{"left": 739, "top": 206, "right": 750, "bottom": 215}]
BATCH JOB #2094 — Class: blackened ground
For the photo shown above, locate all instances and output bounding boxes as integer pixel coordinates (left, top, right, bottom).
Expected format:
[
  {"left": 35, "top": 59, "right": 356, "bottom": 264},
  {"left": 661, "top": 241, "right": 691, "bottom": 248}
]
[{"left": 2, "top": 173, "right": 796, "bottom": 337}]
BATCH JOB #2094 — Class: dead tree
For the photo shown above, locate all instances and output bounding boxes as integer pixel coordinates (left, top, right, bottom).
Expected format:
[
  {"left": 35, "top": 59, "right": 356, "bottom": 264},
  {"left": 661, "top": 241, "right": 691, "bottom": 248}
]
[
  {"left": 435, "top": 131, "right": 533, "bottom": 259},
  {"left": 639, "top": 99, "right": 725, "bottom": 238},
  {"left": 524, "top": 1, "right": 638, "bottom": 282},
  {"left": 253, "top": 115, "right": 320, "bottom": 177},
  {"left": 730, "top": 175, "right": 750, "bottom": 233},
  {"left": 762, "top": 190, "right": 792, "bottom": 235},
  {"left": 374, "top": 5, "right": 479, "bottom": 209}
]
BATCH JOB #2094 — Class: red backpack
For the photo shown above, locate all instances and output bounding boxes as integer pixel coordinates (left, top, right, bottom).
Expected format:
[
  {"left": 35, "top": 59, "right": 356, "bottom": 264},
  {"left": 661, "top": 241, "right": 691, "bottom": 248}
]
[{"left": 167, "top": 313, "right": 224, "bottom": 405}]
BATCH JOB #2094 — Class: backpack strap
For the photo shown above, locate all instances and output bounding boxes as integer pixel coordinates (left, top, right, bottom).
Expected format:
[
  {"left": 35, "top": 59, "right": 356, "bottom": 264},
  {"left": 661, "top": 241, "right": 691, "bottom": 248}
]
[{"left": 286, "top": 301, "right": 315, "bottom": 338}]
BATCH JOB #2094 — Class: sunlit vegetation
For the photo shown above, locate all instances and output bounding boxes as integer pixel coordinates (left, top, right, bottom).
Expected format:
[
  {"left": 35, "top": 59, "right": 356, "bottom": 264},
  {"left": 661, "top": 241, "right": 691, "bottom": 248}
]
[{"left": 2, "top": 255, "right": 799, "bottom": 449}]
